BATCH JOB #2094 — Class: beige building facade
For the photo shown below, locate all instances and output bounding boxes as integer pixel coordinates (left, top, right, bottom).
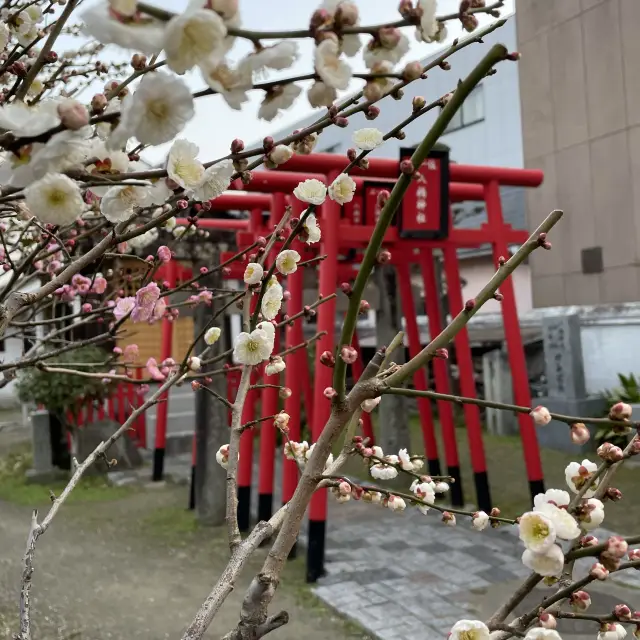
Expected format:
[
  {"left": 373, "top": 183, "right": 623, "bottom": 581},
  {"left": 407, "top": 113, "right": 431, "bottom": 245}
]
[{"left": 516, "top": 0, "right": 640, "bottom": 306}]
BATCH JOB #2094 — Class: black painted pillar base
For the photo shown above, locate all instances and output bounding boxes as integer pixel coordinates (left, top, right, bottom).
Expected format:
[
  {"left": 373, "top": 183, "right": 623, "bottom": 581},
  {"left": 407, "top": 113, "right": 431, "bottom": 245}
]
[
  {"left": 529, "top": 479, "right": 545, "bottom": 505},
  {"left": 188, "top": 465, "right": 196, "bottom": 510},
  {"left": 237, "top": 485, "right": 251, "bottom": 532},
  {"left": 473, "top": 470, "right": 492, "bottom": 513},
  {"left": 306, "top": 519, "right": 326, "bottom": 583},
  {"left": 427, "top": 458, "right": 442, "bottom": 478},
  {"left": 152, "top": 448, "right": 165, "bottom": 482},
  {"left": 448, "top": 465, "right": 464, "bottom": 507}
]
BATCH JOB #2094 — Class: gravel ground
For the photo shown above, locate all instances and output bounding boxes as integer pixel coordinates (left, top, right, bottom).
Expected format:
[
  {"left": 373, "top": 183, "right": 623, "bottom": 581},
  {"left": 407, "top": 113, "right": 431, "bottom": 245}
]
[{"left": 0, "top": 482, "right": 368, "bottom": 640}]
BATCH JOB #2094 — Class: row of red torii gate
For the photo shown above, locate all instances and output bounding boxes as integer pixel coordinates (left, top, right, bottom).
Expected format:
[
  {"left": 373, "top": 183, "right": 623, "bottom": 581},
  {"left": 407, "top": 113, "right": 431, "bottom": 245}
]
[{"left": 147, "top": 149, "right": 545, "bottom": 582}]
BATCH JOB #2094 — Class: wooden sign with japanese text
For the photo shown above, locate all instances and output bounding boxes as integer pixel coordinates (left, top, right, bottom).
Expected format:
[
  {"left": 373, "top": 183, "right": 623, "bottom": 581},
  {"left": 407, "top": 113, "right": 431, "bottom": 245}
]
[{"left": 398, "top": 147, "right": 450, "bottom": 239}]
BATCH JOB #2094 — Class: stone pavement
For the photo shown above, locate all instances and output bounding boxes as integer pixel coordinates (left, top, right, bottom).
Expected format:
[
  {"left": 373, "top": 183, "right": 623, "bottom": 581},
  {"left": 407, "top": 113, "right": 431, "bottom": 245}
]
[{"left": 96, "top": 450, "right": 640, "bottom": 639}]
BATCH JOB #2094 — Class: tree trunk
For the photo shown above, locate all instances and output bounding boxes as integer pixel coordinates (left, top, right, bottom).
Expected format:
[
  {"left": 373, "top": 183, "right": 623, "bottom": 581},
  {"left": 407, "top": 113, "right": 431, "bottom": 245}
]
[
  {"left": 375, "top": 265, "right": 411, "bottom": 454},
  {"left": 194, "top": 256, "right": 229, "bottom": 526}
]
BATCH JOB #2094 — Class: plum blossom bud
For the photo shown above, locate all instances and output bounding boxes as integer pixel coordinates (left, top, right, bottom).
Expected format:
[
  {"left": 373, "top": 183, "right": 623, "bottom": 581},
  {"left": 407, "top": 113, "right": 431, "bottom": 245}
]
[
  {"left": 338, "top": 480, "right": 351, "bottom": 496},
  {"left": 320, "top": 350, "right": 335, "bottom": 368},
  {"left": 363, "top": 80, "right": 383, "bottom": 102},
  {"left": 335, "top": 1, "right": 358, "bottom": 26},
  {"left": 187, "top": 357, "right": 201, "bottom": 371},
  {"left": 57, "top": 99, "right": 89, "bottom": 130},
  {"left": 461, "top": 12, "right": 479, "bottom": 32},
  {"left": 498, "top": 256, "right": 506, "bottom": 266},
  {"left": 377, "top": 190, "right": 390, "bottom": 208},
  {"left": 435, "top": 348, "right": 448, "bottom": 359},
  {"left": 231, "top": 138, "right": 244, "bottom": 154},
  {"left": 442, "top": 511, "right": 456, "bottom": 526},
  {"left": 402, "top": 61, "right": 423, "bottom": 82},
  {"left": 91, "top": 93, "right": 107, "bottom": 113},
  {"left": 464, "top": 298, "right": 476, "bottom": 312},
  {"left": 606, "top": 487, "right": 623, "bottom": 502},
  {"left": 377, "top": 249, "right": 392, "bottom": 264},
  {"left": 400, "top": 159, "right": 415, "bottom": 175},
  {"left": 493, "top": 292, "right": 504, "bottom": 302},
  {"left": 361, "top": 397, "right": 381, "bottom": 413},
  {"left": 386, "top": 494, "right": 406, "bottom": 512},
  {"left": 435, "top": 481, "right": 450, "bottom": 493},
  {"left": 340, "top": 282, "right": 353, "bottom": 296},
  {"left": 605, "top": 536, "right": 629, "bottom": 559},
  {"left": 216, "top": 444, "right": 231, "bottom": 469},
  {"left": 378, "top": 26, "right": 402, "bottom": 48},
  {"left": 262, "top": 136, "right": 274, "bottom": 152},
  {"left": 581, "top": 535, "right": 599, "bottom": 547},
  {"left": 615, "top": 605, "right": 632, "bottom": 621},
  {"left": 570, "top": 422, "right": 590, "bottom": 445},
  {"left": 157, "top": 245, "right": 172, "bottom": 263},
  {"left": 531, "top": 406, "right": 552, "bottom": 426},
  {"left": 610, "top": 402, "right": 632, "bottom": 421},
  {"left": 539, "top": 612, "right": 557, "bottom": 629},
  {"left": 274, "top": 411, "right": 290, "bottom": 432},
  {"left": 628, "top": 548, "right": 640, "bottom": 562},
  {"left": 570, "top": 590, "right": 591, "bottom": 611},
  {"left": 358, "top": 300, "right": 371, "bottom": 316},
  {"left": 268, "top": 145, "right": 293, "bottom": 166},
  {"left": 340, "top": 345, "right": 358, "bottom": 364},
  {"left": 365, "top": 106, "right": 380, "bottom": 120},
  {"left": 324, "top": 387, "right": 338, "bottom": 399},
  {"left": 82, "top": 303, "right": 92, "bottom": 313},
  {"left": 131, "top": 53, "right": 146, "bottom": 69},
  {"left": 279, "top": 387, "right": 292, "bottom": 399},
  {"left": 412, "top": 96, "right": 426, "bottom": 112},
  {"left": 598, "top": 442, "right": 624, "bottom": 462},
  {"left": 472, "top": 511, "right": 490, "bottom": 531},
  {"left": 590, "top": 562, "right": 609, "bottom": 580},
  {"left": 191, "top": 380, "right": 202, "bottom": 391}
]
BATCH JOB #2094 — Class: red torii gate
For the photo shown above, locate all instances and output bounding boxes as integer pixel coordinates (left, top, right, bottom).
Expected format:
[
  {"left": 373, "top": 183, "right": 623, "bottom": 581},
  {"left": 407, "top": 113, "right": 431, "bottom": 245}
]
[{"left": 154, "top": 152, "right": 544, "bottom": 582}]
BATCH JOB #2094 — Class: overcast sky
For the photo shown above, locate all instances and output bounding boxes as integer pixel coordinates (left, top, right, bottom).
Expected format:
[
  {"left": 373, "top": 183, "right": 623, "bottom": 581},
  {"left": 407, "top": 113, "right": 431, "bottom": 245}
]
[{"left": 81, "top": 0, "right": 514, "bottom": 165}]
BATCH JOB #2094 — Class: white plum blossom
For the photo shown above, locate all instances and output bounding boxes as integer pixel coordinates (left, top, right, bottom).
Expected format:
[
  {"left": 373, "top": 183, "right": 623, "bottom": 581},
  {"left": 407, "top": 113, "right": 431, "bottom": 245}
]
[
  {"left": 294, "top": 179, "right": 327, "bottom": 205},
  {"left": 307, "top": 81, "right": 337, "bottom": 108},
  {"left": 581, "top": 497, "right": 605, "bottom": 531},
  {"left": 524, "top": 629, "right": 563, "bottom": 640},
  {"left": 284, "top": 440, "right": 309, "bottom": 461},
  {"left": 328, "top": 173, "right": 356, "bottom": 205},
  {"left": 188, "top": 356, "right": 202, "bottom": 371},
  {"left": 109, "top": 72, "right": 195, "bottom": 149},
  {"left": 397, "top": 448, "right": 414, "bottom": 471},
  {"left": 314, "top": 38, "right": 352, "bottom": 90},
  {"left": 199, "top": 59, "right": 251, "bottom": 110},
  {"left": 258, "top": 83, "right": 302, "bottom": 121},
  {"left": 192, "top": 160, "right": 234, "bottom": 202},
  {"left": 100, "top": 183, "right": 152, "bottom": 223},
  {"left": 535, "top": 503, "right": 580, "bottom": 541},
  {"left": 268, "top": 145, "right": 293, "bottom": 166},
  {"left": 434, "top": 481, "right": 450, "bottom": 493},
  {"left": 24, "top": 173, "right": 84, "bottom": 226},
  {"left": 215, "top": 444, "right": 233, "bottom": 468},
  {"left": 519, "top": 511, "right": 556, "bottom": 553},
  {"left": 597, "top": 624, "right": 627, "bottom": 640},
  {"left": 81, "top": 2, "right": 165, "bottom": 54},
  {"left": 416, "top": 0, "right": 440, "bottom": 43},
  {"left": 522, "top": 544, "right": 565, "bottom": 577},
  {"left": 565, "top": 459, "right": 599, "bottom": 497},
  {"left": 303, "top": 212, "right": 322, "bottom": 244},
  {"left": 363, "top": 33, "right": 409, "bottom": 68},
  {"left": 243, "top": 262, "right": 264, "bottom": 285},
  {"left": 533, "top": 489, "right": 570, "bottom": 510},
  {"left": 167, "top": 139, "right": 204, "bottom": 192},
  {"left": 265, "top": 356, "right": 286, "bottom": 376},
  {"left": 205, "top": 327, "right": 222, "bottom": 345},
  {"left": 256, "top": 320, "right": 275, "bottom": 349},
  {"left": 241, "top": 41, "right": 299, "bottom": 74},
  {"left": 370, "top": 463, "right": 398, "bottom": 480},
  {"left": 233, "top": 328, "right": 273, "bottom": 365},
  {"left": 275, "top": 250, "right": 301, "bottom": 275},
  {"left": 26, "top": 127, "right": 93, "bottom": 183},
  {"left": 386, "top": 495, "right": 406, "bottom": 512},
  {"left": 261, "top": 284, "right": 284, "bottom": 320},
  {"left": 449, "top": 620, "right": 491, "bottom": 640},
  {"left": 472, "top": 511, "right": 490, "bottom": 531},
  {"left": 352, "top": 128, "right": 384, "bottom": 150},
  {"left": 0, "top": 100, "right": 60, "bottom": 137},
  {"left": 164, "top": 9, "right": 227, "bottom": 74},
  {"left": 531, "top": 405, "right": 552, "bottom": 425},
  {"left": 127, "top": 228, "right": 159, "bottom": 250}
]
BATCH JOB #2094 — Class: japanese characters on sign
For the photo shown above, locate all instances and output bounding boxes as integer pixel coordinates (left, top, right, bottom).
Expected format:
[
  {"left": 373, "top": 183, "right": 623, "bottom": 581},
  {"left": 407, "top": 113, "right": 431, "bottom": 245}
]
[{"left": 398, "top": 148, "right": 450, "bottom": 239}]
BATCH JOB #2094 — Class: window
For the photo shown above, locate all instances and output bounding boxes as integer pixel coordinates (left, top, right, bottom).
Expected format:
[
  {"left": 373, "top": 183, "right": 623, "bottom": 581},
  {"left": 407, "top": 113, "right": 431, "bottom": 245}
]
[{"left": 443, "top": 84, "right": 484, "bottom": 133}]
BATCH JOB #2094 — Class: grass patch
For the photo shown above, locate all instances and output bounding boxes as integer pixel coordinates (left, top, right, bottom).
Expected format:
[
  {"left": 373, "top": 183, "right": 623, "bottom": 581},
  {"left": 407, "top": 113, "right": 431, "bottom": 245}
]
[
  {"left": 0, "top": 445, "right": 134, "bottom": 507},
  {"left": 138, "top": 506, "right": 202, "bottom": 543}
]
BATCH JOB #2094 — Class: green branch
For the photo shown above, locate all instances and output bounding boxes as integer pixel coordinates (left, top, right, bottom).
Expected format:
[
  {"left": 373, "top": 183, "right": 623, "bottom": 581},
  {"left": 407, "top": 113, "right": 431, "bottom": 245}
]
[{"left": 332, "top": 43, "right": 511, "bottom": 399}]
